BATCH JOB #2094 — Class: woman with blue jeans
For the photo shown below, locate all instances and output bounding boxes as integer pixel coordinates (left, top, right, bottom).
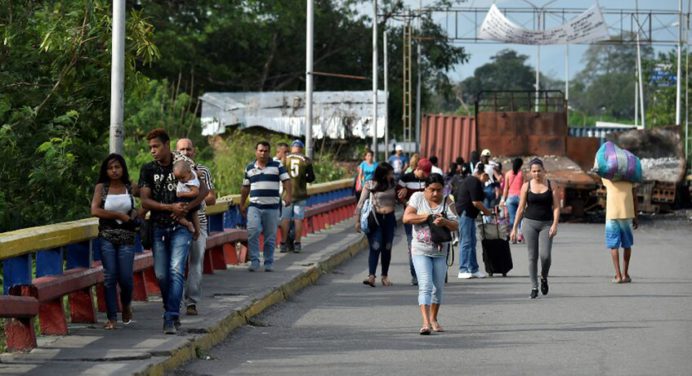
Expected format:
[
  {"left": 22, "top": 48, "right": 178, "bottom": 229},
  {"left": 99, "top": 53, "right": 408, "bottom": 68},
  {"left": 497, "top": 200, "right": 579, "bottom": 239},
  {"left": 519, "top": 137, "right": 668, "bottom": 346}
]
[
  {"left": 403, "top": 173, "right": 458, "bottom": 335},
  {"left": 91, "top": 154, "right": 141, "bottom": 330},
  {"left": 355, "top": 163, "right": 397, "bottom": 287},
  {"left": 500, "top": 158, "right": 524, "bottom": 243}
]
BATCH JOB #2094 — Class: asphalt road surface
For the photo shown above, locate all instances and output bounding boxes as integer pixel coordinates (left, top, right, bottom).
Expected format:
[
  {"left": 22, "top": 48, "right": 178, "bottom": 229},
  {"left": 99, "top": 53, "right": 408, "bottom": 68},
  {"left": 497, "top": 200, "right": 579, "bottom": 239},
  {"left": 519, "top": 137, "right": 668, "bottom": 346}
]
[{"left": 173, "top": 222, "right": 692, "bottom": 376}]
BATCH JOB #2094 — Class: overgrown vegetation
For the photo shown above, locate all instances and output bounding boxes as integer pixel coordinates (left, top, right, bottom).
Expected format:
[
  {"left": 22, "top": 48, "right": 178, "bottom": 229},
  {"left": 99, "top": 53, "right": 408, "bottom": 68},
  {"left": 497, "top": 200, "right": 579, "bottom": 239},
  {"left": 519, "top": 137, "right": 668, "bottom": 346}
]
[{"left": 6, "top": 1, "right": 465, "bottom": 230}]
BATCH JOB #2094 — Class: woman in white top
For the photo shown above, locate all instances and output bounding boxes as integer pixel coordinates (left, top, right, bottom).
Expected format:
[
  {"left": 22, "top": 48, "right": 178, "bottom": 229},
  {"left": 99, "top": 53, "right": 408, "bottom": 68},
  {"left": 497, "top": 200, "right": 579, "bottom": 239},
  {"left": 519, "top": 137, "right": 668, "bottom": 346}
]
[
  {"left": 403, "top": 173, "right": 458, "bottom": 335},
  {"left": 91, "top": 154, "right": 140, "bottom": 330}
]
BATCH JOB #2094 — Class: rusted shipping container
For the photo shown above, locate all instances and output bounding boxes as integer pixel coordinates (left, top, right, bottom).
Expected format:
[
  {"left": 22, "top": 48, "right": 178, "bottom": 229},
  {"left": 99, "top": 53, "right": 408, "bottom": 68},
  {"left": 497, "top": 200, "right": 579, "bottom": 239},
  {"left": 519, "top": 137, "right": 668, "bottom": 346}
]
[
  {"left": 420, "top": 114, "right": 476, "bottom": 173},
  {"left": 476, "top": 111, "right": 568, "bottom": 156},
  {"left": 566, "top": 137, "right": 601, "bottom": 171}
]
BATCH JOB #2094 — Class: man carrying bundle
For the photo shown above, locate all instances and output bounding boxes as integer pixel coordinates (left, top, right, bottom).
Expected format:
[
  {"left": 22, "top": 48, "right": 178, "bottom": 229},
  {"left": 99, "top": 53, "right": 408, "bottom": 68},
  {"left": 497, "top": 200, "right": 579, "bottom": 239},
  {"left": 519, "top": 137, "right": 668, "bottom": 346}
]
[{"left": 595, "top": 142, "right": 641, "bottom": 284}]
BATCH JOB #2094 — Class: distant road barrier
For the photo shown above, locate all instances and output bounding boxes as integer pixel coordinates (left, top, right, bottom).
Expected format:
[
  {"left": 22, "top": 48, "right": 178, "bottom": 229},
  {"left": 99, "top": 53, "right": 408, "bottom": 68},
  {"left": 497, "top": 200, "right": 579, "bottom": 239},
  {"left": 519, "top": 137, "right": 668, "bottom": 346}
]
[{"left": 0, "top": 178, "right": 355, "bottom": 352}]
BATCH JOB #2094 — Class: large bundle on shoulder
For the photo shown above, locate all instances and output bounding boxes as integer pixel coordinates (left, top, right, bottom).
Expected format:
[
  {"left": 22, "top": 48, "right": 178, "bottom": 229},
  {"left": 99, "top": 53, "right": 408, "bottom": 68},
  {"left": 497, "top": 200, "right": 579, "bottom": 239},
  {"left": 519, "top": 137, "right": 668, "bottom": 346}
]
[{"left": 593, "top": 141, "right": 643, "bottom": 183}]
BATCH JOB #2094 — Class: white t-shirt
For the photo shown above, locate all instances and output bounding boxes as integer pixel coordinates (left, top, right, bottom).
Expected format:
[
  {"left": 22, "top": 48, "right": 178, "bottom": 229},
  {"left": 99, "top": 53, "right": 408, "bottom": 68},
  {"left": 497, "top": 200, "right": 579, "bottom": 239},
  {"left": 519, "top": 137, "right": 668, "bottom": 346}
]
[
  {"left": 431, "top": 166, "right": 444, "bottom": 176},
  {"left": 408, "top": 192, "right": 458, "bottom": 257},
  {"left": 176, "top": 170, "right": 200, "bottom": 194},
  {"left": 476, "top": 160, "right": 498, "bottom": 185}
]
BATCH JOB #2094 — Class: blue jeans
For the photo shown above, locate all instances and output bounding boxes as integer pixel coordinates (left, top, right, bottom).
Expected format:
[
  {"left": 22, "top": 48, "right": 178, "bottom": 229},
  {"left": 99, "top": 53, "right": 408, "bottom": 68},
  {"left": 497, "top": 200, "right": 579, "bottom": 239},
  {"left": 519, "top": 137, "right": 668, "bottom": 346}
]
[
  {"left": 458, "top": 213, "right": 479, "bottom": 273},
  {"left": 412, "top": 254, "right": 447, "bottom": 305},
  {"left": 404, "top": 224, "right": 417, "bottom": 279},
  {"left": 247, "top": 206, "right": 279, "bottom": 268},
  {"left": 153, "top": 225, "right": 192, "bottom": 322},
  {"left": 100, "top": 238, "right": 135, "bottom": 321},
  {"left": 367, "top": 212, "right": 396, "bottom": 276},
  {"left": 506, "top": 195, "right": 520, "bottom": 228},
  {"left": 184, "top": 224, "right": 208, "bottom": 307}
]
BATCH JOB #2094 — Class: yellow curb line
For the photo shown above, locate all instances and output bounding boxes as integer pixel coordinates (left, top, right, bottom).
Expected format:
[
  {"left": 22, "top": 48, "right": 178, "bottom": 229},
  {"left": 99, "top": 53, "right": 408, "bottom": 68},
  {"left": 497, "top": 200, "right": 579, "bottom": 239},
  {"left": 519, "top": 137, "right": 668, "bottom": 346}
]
[{"left": 135, "top": 233, "right": 368, "bottom": 376}]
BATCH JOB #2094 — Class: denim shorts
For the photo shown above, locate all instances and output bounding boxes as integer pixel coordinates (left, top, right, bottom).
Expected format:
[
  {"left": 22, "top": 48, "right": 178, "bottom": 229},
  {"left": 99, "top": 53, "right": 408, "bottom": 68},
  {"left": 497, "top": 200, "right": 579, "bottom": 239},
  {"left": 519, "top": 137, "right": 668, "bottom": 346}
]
[
  {"left": 280, "top": 200, "right": 307, "bottom": 221},
  {"left": 605, "top": 219, "right": 634, "bottom": 249}
]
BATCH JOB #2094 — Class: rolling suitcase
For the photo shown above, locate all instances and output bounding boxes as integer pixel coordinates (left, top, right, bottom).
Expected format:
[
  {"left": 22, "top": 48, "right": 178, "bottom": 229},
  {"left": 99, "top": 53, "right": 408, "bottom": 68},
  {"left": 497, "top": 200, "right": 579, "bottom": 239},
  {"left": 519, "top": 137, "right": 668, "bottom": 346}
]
[{"left": 478, "top": 218, "right": 513, "bottom": 277}]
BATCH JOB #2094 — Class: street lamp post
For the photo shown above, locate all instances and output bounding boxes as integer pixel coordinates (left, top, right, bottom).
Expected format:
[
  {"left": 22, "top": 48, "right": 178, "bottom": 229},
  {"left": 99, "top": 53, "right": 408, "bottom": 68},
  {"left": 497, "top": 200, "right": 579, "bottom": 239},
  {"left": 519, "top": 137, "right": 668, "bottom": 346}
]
[
  {"left": 305, "top": 0, "right": 314, "bottom": 158},
  {"left": 372, "top": 0, "right": 378, "bottom": 160},
  {"left": 109, "top": 0, "right": 125, "bottom": 155}
]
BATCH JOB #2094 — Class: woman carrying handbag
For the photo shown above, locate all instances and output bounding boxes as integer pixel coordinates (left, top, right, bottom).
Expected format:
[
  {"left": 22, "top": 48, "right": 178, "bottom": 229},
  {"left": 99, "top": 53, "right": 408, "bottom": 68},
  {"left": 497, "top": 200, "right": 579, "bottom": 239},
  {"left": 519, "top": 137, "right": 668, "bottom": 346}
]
[
  {"left": 403, "top": 173, "right": 458, "bottom": 335},
  {"left": 355, "top": 163, "right": 397, "bottom": 287}
]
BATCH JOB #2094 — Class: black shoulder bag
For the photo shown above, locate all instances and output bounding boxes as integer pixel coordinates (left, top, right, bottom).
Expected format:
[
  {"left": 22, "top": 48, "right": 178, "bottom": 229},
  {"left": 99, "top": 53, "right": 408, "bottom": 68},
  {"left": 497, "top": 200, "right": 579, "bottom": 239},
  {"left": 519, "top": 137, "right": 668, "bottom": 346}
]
[{"left": 427, "top": 196, "right": 453, "bottom": 244}]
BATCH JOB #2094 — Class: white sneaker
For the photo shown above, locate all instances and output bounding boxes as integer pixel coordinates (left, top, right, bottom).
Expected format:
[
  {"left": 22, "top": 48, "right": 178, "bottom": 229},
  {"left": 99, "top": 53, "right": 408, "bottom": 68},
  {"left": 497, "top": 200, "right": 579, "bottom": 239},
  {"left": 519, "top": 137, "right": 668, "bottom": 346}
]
[
  {"left": 457, "top": 272, "right": 474, "bottom": 279},
  {"left": 472, "top": 271, "right": 488, "bottom": 279}
]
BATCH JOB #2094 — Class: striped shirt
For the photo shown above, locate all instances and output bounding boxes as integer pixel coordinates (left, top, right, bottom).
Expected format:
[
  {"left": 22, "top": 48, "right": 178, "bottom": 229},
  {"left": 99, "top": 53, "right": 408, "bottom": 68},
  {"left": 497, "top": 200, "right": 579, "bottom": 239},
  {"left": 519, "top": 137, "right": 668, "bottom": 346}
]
[
  {"left": 195, "top": 164, "right": 214, "bottom": 225},
  {"left": 397, "top": 172, "right": 426, "bottom": 202},
  {"left": 243, "top": 160, "right": 290, "bottom": 209}
]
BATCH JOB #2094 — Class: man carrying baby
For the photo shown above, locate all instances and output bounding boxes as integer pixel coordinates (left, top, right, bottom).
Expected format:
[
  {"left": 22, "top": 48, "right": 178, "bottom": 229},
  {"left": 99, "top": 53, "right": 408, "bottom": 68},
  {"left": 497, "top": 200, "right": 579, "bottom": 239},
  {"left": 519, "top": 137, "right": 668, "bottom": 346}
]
[{"left": 139, "top": 128, "right": 208, "bottom": 334}]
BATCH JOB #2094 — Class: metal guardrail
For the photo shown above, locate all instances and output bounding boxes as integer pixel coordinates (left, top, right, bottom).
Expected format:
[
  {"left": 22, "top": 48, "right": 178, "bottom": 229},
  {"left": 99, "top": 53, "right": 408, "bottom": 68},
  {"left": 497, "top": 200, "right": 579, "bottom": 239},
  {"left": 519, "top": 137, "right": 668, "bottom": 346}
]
[
  {"left": 0, "top": 179, "right": 354, "bottom": 261},
  {"left": 0, "top": 177, "right": 357, "bottom": 352},
  {"left": 205, "top": 178, "right": 352, "bottom": 215}
]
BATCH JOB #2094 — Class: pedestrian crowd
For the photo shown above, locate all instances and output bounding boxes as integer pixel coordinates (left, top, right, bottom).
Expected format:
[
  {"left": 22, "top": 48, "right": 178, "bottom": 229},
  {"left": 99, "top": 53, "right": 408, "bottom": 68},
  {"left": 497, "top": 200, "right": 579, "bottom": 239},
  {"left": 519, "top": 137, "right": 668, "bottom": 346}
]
[
  {"left": 354, "top": 146, "right": 639, "bottom": 335},
  {"left": 90, "top": 129, "right": 314, "bottom": 334},
  {"left": 90, "top": 131, "right": 638, "bottom": 337}
]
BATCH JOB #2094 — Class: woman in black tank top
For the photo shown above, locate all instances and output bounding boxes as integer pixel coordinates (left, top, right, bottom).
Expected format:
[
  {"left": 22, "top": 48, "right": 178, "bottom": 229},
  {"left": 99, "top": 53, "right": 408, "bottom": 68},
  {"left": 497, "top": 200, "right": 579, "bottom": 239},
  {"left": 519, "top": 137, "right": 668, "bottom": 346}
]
[{"left": 510, "top": 158, "right": 561, "bottom": 299}]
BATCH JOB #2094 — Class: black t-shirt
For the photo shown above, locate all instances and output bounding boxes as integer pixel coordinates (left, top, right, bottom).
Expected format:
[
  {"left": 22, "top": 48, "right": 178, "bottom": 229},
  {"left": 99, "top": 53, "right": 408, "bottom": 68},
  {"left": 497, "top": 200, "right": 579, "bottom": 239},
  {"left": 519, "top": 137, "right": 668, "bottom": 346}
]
[
  {"left": 139, "top": 158, "right": 178, "bottom": 227},
  {"left": 454, "top": 176, "right": 485, "bottom": 218}
]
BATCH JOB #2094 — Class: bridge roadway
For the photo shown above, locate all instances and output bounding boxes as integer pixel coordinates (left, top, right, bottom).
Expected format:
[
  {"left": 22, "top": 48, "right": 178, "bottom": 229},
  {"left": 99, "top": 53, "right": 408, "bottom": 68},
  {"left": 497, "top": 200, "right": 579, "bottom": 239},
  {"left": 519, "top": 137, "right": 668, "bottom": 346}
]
[{"left": 174, "top": 220, "right": 692, "bottom": 376}]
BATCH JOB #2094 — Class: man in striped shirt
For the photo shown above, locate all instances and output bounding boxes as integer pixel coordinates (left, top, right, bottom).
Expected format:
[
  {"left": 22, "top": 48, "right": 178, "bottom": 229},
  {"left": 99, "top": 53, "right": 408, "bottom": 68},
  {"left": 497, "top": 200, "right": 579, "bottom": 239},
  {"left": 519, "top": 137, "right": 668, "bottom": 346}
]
[
  {"left": 176, "top": 138, "right": 216, "bottom": 316},
  {"left": 396, "top": 158, "right": 432, "bottom": 286},
  {"left": 240, "top": 141, "right": 292, "bottom": 272}
]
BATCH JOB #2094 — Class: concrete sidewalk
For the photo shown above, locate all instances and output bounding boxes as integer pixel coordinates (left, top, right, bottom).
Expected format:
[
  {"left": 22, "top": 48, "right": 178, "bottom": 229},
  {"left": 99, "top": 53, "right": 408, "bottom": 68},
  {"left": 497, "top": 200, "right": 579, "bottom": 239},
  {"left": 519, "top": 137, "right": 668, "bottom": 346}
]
[{"left": 0, "top": 220, "right": 367, "bottom": 376}]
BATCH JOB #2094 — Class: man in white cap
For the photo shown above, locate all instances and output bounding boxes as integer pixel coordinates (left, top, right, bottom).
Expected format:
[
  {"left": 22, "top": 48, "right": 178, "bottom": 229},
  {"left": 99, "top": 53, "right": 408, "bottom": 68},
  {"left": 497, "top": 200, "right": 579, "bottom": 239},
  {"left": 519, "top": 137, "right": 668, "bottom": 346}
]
[
  {"left": 478, "top": 149, "right": 500, "bottom": 218},
  {"left": 388, "top": 144, "right": 409, "bottom": 181}
]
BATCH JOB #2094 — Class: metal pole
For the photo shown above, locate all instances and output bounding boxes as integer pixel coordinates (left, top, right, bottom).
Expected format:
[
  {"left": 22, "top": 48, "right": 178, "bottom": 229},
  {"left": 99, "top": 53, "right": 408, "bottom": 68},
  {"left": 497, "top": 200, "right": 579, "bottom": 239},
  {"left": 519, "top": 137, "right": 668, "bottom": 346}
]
[
  {"left": 415, "top": 0, "right": 422, "bottom": 153},
  {"left": 305, "top": 0, "right": 314, "bottom": 158},
  {"left": 384, "top": 29, "right": 389, "bottom": 157},
  {"left": 534, "top": 12, "right": 541, "bottom": 112},
  {"left": 686, "top": 43, "right": 689, "bottom": 161},
  {"left": 372, "top": 0, "right": 378, "bottom": 160},
  {"left": 676, "top": 0, "right": 683, "bottom": 126},
  {"left": 635, "top": 83, "right": 639, "bottom": 126},
  {"left": 636, "top": 31, "right": 646, "bottom": 128},
  {"left": 565, "top": 44, "right": 569, "bottom": 102},
  {"left": 109, "top": 0, "right": 125, "bottom": 155}
]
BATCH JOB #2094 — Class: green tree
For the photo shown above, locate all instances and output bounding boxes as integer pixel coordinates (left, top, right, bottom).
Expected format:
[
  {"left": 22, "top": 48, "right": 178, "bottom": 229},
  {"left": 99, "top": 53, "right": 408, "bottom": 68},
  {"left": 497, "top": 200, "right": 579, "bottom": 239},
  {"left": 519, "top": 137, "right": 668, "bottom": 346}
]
[
  {"left": 456, "top": 49, "right": 560, "bottom": 111},
  {"left": 0, "top": 1, "right": 157, "bottom": 230},
  {"left": 134, "top": 0, "right": 468, "bottom": 141},
  {"left": 569, "top": 39, "right": 654, "bottom": 121}
]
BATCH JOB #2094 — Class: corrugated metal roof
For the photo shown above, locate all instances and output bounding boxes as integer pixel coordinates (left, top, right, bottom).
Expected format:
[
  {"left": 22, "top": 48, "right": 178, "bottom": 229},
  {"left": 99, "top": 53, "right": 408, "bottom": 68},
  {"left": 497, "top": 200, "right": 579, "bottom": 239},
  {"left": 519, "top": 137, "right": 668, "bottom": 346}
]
[{"left": 199, "top": 91, "right": 387, "bottom": 139}]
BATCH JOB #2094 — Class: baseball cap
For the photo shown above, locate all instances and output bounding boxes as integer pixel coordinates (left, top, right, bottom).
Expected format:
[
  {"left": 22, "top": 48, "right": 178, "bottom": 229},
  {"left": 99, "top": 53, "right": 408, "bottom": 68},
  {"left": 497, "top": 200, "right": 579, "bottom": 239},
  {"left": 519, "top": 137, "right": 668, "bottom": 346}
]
[
  {"left": 291, "top": 139, "right": 305, "bottom": 148},
  {"left": 481, "top": 149, "right": 492, "bottom": 157},
  {"left": 417, "top": 158, "right": 432, "bottom": 174},
  {"left": 395, "top": 144, "right": 403, "bottom": 151}
]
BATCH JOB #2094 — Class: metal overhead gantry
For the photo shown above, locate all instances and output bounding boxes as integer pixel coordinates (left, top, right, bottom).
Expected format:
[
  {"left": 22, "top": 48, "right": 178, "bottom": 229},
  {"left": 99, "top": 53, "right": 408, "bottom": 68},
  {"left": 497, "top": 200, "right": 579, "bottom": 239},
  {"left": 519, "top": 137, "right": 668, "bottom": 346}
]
[
  {"left": 387, "top": 4, "right": 691, "bottom": 165},
  {"left": 428, "top": 6, "right": 689, "bottom": 46}
]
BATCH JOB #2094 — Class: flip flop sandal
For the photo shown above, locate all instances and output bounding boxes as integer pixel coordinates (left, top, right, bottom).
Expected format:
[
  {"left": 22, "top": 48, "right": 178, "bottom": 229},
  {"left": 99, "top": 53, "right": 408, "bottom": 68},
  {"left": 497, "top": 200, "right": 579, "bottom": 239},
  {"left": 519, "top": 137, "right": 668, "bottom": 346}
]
[
  {"left": 431, "top": 323, "right": 444, "bottom": 332},
  {"left": 611, "top": 278, "right": 622, "bottom": 284},
  {"left": 362, "top": 278, "right": 376, "bottom": 287},
  {"left": 622, "top": 276, "right": 632, "bottom": 283},
  {"left": 419, "top": 327, "right": 431, "bottom": 335}
]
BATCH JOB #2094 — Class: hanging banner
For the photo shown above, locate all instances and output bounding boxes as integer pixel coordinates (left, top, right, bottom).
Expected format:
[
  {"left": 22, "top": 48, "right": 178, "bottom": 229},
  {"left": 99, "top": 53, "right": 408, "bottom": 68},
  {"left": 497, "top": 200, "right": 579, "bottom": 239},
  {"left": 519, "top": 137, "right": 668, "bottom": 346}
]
[{"left": 479, "top": 4, "right": 610, "bottom": 45}]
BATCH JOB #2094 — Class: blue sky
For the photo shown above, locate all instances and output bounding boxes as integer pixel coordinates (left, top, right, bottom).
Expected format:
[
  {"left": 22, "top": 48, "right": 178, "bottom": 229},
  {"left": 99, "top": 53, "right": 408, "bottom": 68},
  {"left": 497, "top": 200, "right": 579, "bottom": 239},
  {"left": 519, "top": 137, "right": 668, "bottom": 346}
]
[{"left": 385, "top": 0, "right": 689, "bottom": 82}]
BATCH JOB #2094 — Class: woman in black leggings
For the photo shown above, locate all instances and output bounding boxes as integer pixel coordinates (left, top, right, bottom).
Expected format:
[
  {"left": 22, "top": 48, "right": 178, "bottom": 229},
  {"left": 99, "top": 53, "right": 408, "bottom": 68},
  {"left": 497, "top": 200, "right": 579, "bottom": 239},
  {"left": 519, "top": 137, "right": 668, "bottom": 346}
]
[{"left": 510, "top": 158, "right": 560, "bottom": 299}]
